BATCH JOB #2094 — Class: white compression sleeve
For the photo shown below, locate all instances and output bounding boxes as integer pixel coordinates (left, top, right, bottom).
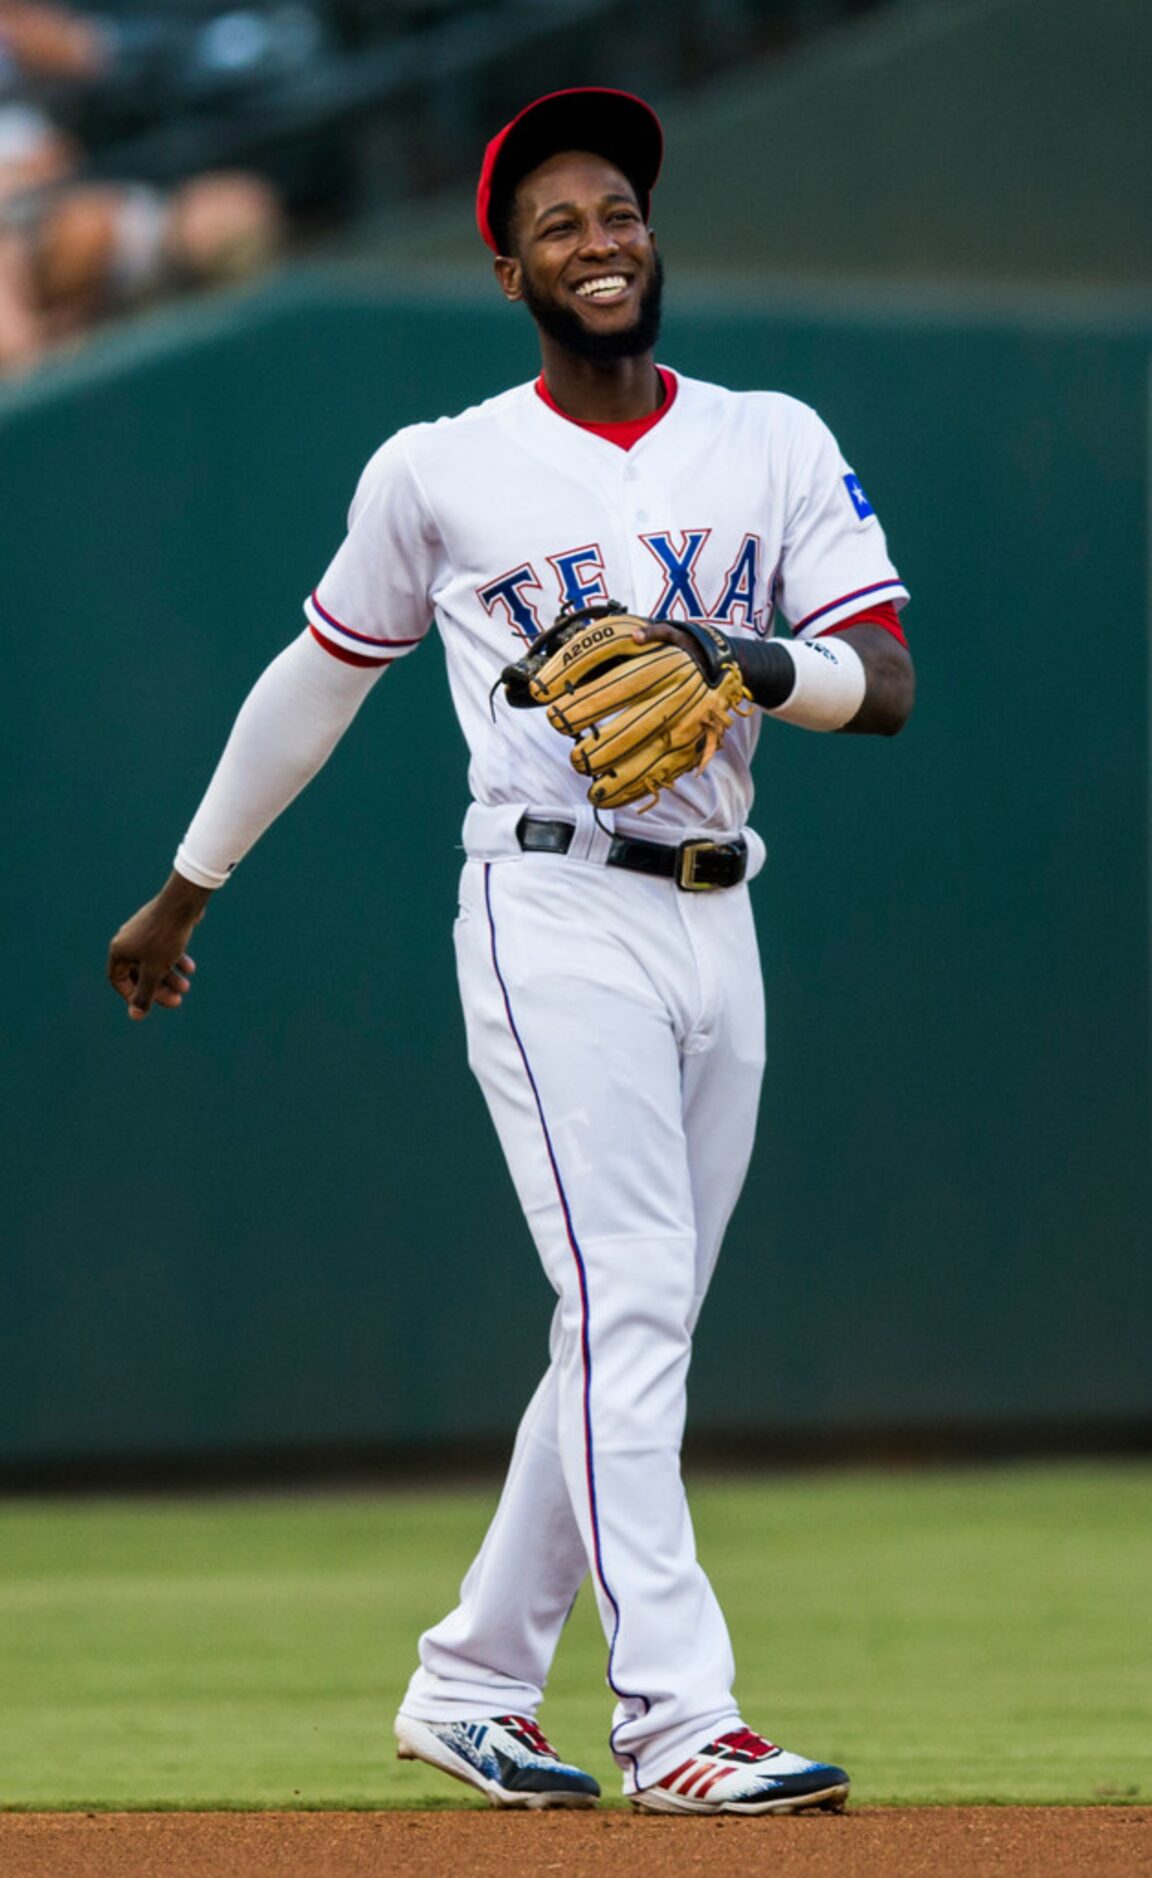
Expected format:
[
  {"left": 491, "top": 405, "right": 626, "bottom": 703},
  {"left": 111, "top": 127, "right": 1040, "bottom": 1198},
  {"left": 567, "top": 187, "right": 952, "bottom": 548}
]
[
  {"left": 174, "top": 630, "right": 386, "bottom": 887},
  {"left": 766, "top": 635, "right": 867, "bottom": 731}
]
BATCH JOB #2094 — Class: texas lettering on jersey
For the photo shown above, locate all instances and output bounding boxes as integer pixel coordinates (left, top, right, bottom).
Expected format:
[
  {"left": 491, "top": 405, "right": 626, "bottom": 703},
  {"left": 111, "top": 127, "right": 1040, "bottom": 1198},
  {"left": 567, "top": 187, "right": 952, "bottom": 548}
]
[
  {"left": 477, "top": 530, "right": 767, "bottom": 640},
  {"left": 302, "top": 376, "right": 907, "bottom": 834}
]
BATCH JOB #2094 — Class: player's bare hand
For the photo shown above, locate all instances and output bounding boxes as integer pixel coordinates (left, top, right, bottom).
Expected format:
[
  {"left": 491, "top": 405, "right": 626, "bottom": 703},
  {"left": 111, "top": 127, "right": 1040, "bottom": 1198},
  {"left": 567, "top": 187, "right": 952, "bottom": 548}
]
[
  {"left": 107, "top": 871, "right": 213, "bottom": 1020},
  {"left": 633, "top": 620, "right": 693, "bottom": 651},
  {"left": 632, "top": 620, "right": 713, "bottom": 670}
]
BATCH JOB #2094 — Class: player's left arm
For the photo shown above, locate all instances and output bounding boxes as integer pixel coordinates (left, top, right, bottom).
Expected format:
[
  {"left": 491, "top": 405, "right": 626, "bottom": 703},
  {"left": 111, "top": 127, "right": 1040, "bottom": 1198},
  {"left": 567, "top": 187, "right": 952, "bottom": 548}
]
[
  {"left": 804, "top": 621, "right": 914, "bottom": 736},
  {"left": 718, "top": 617, "right": 915, "bottom": 737},
  {"left": 633, "top": 612, "right": 915, "bottom": 738}
]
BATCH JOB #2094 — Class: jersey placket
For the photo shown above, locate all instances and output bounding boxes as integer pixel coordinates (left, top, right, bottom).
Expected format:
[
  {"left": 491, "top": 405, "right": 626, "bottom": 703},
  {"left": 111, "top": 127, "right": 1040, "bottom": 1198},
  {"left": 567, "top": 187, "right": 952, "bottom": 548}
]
[{"left": 620, "top": 454, "right": 658, "bottom": 610}]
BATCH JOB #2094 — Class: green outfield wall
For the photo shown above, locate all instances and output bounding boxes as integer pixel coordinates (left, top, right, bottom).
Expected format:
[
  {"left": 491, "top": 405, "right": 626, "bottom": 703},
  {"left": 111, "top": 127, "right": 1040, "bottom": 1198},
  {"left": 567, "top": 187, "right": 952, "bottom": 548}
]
[
  {"left": 1, "top": 274, "right": 1149, "bottom": 1465},
  {"left": 372, "top": 0, "right": 1152, "bottom": 289}
]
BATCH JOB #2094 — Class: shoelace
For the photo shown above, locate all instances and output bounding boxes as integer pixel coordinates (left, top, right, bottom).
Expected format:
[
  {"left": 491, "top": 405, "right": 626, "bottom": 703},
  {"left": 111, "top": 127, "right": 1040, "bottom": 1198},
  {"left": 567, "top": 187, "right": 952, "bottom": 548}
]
[
  {"left": 710, "top": 1726, "right": 780, "bottom": 1761},
  {"left": 497, "top": 1714, "right": 559, "bottom": 1759}
]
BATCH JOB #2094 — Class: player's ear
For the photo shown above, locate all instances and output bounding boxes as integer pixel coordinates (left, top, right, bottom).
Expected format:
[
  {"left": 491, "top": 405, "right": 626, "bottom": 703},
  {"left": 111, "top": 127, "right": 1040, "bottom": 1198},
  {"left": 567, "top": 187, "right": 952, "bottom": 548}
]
[{"left": 494, "top": 254, "right": 523, "bottom": 303}]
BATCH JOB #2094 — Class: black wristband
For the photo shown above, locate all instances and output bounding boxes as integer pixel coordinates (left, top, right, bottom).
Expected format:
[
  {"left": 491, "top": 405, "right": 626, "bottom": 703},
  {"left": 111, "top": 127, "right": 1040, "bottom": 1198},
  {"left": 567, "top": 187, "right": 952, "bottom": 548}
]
[{"left": 730, "top": 638, "right": 797, "bottom": 710}]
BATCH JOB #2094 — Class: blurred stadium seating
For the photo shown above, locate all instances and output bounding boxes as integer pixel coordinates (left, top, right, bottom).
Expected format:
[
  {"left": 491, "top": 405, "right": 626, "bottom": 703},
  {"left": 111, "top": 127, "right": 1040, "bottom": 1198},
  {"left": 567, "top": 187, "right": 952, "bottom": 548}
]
[{"left": 54, "top": 0, "right": 894, "bottom": 220}]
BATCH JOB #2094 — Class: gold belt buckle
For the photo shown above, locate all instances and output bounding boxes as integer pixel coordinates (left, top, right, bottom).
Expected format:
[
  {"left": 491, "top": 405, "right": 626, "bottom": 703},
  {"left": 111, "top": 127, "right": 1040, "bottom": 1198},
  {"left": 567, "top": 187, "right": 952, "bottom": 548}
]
[{"left": 677, "top": 839, "right": 720, "bottom": 891}]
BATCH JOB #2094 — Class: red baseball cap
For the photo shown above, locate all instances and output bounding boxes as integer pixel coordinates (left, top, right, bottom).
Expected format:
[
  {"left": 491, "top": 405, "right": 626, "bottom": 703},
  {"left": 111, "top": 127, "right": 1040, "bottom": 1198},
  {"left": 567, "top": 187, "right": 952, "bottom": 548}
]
[{"left": 476, "top": 87, "right": 664, "bottom": 254}]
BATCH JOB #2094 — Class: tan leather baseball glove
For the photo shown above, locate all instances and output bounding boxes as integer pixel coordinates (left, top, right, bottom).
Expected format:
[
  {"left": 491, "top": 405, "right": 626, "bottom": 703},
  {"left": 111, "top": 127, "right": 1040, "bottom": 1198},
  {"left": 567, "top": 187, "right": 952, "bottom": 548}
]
[{"left": 499, "top": 603, "right": 752, "bottom": 812}]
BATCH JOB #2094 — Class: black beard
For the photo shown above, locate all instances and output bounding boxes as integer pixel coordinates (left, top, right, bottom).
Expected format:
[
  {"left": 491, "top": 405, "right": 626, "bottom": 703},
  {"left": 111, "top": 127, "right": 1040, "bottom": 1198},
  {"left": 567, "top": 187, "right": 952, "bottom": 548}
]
[{"left": 521, "top": 252, "right": 664, "bottom": 362}]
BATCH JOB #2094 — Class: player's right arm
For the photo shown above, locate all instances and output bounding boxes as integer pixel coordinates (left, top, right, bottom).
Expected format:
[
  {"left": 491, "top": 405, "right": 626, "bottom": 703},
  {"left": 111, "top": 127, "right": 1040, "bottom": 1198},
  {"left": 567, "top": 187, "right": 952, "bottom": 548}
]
[
  {"left": 106, "top": 628, "right": 385, "bottom": 1018},
  {"left": 107, "top": 430, "right": 440, "bottom": 1020}
]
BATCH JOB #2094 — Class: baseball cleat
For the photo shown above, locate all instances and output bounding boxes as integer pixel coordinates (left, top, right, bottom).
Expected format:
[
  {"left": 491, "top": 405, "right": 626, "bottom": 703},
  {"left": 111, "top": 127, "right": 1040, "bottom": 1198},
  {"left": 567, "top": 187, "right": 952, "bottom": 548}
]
[
  {"left": 631, "top": 1725, "right": 850, "bottom": 1815},
  {"left": 394, "top": 1711, "right": 601, "bottom": 1808}
]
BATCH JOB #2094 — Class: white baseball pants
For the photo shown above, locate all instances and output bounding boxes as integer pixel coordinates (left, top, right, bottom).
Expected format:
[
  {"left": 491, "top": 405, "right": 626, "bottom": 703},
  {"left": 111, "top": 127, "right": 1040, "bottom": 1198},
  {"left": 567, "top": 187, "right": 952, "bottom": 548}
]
[{"left": 402, "top": 847, "right": 765, "bottom": 1791}]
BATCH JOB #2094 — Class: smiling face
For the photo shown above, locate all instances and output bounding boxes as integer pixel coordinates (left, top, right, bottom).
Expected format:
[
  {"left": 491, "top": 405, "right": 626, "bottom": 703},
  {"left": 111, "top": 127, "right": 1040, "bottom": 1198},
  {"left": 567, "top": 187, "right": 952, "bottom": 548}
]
[{"left": 494, "top": 150, "right": 663, "bottom": 363}]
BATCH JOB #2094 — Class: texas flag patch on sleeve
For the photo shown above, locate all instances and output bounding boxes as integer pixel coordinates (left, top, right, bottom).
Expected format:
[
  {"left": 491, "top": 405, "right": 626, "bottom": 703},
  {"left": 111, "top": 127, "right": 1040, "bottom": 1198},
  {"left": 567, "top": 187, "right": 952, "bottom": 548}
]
[{"left": 843, "top": 472, "right": 875, "bottom": 521}]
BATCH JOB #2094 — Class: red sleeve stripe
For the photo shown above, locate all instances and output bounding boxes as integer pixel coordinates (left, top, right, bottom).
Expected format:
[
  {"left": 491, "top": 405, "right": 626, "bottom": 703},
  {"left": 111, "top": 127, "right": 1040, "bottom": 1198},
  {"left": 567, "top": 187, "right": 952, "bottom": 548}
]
[
  {"left": 308, "top": 590, "right": 423, "bottom": 649},
  {"left": 309, "top": 623, "right": 395, "bottom": 668},
  {"left": 794, "top": 580, "right": 905, "bottom": 632},
  {"left": 817, "top": 598, "right": 908, "bottom": 648}
]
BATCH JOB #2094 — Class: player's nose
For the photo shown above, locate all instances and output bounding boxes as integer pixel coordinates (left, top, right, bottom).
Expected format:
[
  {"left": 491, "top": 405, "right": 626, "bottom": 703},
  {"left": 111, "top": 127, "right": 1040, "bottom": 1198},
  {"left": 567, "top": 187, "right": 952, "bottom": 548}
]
[{"left": 578, "top": 218, "right": 619, "bottom": 256}]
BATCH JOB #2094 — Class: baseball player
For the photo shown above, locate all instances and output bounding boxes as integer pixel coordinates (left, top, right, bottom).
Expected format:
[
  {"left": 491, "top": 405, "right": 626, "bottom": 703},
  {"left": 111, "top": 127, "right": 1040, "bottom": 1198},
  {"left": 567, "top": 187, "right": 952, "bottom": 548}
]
[{"left": 107, "top": 88, "right": 914, "bottom": 1815}]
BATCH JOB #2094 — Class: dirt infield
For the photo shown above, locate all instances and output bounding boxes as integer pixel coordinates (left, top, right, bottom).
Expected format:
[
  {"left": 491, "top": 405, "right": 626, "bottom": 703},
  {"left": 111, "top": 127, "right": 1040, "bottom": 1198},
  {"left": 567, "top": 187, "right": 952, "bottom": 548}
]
[{"left": 0, "top": 1808, "right": 1149, "bottom": 1877}]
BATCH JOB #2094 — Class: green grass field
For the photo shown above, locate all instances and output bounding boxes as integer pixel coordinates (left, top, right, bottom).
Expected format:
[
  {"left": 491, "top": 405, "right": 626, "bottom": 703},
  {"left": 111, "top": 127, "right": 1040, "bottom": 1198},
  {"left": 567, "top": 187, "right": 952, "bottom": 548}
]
[{"left": 0, "top": 1463, "right": 1147, "bottom": 1810}]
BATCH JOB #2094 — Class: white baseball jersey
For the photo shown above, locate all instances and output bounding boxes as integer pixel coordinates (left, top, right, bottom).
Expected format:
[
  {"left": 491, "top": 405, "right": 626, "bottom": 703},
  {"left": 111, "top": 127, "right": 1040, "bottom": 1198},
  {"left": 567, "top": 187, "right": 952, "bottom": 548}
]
[{"left": 305, "top": 370, "right": 908, "bottom": 844}]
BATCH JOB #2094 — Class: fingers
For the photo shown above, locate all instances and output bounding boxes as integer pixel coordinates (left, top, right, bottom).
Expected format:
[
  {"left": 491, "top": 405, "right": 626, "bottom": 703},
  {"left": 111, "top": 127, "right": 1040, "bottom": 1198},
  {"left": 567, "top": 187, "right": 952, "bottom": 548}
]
[
  {"left": 151, "top": 961, "right": 195, "bottom": 1010},
  {"left": 158, "top": 955, "right": 196, "bottom": 994},
  {"left": 106, "top": 949, "right": 158, "bottom": 1014},
  {"left": 107, "top": 948, "right": 197, "bottom": 1019},
  {"left": 633, "top": 622, "right": 679, "bottom": 649},
  {"left": 127, "top": 961, "right": 162, "bottom": 1018},
  {"left": 107, "top": 959, "right": 139, "bottom": 1008}
]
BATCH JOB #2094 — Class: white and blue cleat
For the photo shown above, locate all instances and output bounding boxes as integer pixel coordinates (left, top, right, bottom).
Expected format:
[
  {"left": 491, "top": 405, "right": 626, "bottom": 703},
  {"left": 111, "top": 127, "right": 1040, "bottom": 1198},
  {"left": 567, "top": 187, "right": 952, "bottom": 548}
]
[
  {"left": 632, "top": 1725, "right": 850, "bottom": 1815},
  {"left": 395, "top": 1711, "right": 601, "bottom": 1809}
]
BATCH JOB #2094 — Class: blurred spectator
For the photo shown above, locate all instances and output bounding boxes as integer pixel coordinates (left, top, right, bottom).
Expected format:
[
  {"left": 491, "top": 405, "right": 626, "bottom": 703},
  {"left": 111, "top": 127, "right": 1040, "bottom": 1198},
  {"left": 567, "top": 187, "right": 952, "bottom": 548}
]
[{"left": 0, "top": 0, "right": 283, "bottom": 374}]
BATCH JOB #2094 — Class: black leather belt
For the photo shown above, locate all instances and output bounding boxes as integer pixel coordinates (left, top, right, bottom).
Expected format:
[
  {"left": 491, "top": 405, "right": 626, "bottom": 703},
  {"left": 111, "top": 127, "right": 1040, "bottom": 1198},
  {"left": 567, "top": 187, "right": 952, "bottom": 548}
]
[{"left": 516, "top": 815, "right": 747, "bottom": 892}]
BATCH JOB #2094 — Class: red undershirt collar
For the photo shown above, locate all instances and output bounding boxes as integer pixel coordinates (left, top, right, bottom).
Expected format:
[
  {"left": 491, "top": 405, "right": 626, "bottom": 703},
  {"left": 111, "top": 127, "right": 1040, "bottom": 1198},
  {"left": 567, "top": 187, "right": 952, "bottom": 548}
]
[{"left": 534, "top": 367, "right": 678, "bottom": 450}]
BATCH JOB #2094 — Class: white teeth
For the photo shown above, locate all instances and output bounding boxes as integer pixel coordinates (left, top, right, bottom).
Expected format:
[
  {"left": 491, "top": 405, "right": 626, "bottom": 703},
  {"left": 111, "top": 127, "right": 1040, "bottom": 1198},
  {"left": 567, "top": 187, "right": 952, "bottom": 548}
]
[{"left": 576, "top": 276, "right": 627, "bottom": 298}]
